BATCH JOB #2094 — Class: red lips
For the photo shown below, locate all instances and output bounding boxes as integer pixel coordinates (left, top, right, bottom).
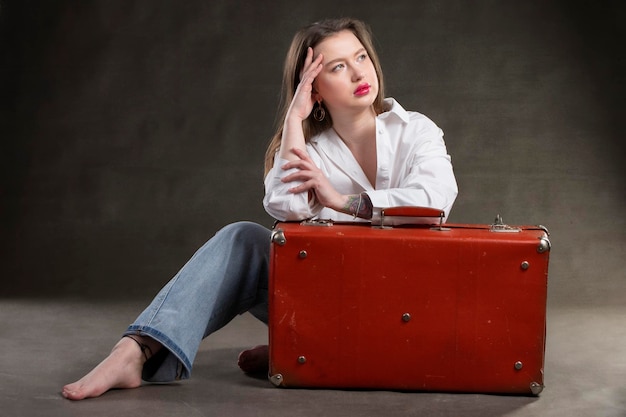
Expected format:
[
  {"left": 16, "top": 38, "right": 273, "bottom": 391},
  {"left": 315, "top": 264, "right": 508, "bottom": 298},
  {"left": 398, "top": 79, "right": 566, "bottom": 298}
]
[{"left": 354, "top": 83, "right": 371, "bottom": 96}]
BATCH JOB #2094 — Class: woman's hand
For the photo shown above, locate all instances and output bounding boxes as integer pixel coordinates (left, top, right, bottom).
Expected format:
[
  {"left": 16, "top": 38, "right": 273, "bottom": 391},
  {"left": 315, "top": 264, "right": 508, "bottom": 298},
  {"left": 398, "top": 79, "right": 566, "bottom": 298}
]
[
  {"left": 286, "top": 47, "right": 324, "bottom": 122},
  {"left": 281, "top": 148, "right": 346, "bottom": 210},
  {"left": 278, "top": 48, "right": 323, "bottom": 162}
]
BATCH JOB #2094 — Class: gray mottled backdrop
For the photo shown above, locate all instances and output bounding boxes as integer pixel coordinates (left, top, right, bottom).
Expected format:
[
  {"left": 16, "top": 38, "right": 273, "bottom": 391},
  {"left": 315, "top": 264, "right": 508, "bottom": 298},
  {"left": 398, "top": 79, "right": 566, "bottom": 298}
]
[{"left": 1, "top": 1, "right": 624, "bottom": 305}]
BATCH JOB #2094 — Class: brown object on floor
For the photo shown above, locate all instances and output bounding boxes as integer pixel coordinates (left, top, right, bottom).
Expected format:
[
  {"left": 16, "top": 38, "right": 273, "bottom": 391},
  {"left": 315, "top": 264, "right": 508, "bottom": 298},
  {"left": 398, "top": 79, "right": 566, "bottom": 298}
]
[{"left": 238, "top": 345, "right": 269, "bottom": 374}]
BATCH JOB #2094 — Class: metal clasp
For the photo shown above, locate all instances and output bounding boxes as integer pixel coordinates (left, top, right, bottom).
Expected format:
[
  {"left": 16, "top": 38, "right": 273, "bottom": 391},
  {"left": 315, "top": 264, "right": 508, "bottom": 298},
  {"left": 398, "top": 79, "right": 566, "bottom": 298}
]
[
  {"left": 490, "top": 214, "right": 521, "bottom": 233},
  {"left": 301, "top": 219, "right": 334, "bottom": 227}
]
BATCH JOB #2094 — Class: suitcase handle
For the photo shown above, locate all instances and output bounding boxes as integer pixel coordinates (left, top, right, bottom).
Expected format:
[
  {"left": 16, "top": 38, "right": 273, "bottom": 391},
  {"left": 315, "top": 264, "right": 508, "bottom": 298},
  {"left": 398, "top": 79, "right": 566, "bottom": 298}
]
[
  {"left": 380, "top": 206, "right": 445, "bottom": 219},
  {"left": 373, "top": 206, "right": 446, "bottom": 228}
]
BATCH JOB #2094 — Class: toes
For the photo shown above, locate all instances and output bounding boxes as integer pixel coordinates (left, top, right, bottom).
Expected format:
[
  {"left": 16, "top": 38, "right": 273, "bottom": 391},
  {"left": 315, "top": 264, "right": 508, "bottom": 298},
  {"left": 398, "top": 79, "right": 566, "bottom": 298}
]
[{"left": 61, "top": 386, "right": 86, "bottom": 401}]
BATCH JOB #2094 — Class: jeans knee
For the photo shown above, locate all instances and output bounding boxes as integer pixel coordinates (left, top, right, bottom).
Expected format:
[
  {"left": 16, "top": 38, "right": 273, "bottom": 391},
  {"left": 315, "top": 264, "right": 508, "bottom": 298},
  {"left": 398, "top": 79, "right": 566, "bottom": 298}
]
[{"left": 218, "top": 221, "right": 270, "bottom": 248}]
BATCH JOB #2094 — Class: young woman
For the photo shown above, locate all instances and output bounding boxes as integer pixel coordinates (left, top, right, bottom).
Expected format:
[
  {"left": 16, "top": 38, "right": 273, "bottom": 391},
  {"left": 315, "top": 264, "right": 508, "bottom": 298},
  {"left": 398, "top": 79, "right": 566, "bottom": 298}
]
[{"left": 62, "top": 17, "right": 457, "bottom": 401}]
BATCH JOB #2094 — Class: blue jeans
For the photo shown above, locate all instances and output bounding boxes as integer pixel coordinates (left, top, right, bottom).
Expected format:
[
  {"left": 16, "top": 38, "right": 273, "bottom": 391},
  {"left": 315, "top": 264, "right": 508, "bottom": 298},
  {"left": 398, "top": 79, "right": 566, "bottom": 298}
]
[{"left": 124, "top": 221, "right": 271, "bottom": 382}]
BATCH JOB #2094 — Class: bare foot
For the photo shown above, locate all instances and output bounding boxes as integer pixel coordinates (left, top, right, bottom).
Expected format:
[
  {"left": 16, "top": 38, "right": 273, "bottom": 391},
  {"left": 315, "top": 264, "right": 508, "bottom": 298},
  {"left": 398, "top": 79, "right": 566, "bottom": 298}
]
[
  {"left": 62, "top": 337, "right": 149, "bottom": 400},
  {"left": 237, "top": 344, "right": 269, "bottom": 374}
]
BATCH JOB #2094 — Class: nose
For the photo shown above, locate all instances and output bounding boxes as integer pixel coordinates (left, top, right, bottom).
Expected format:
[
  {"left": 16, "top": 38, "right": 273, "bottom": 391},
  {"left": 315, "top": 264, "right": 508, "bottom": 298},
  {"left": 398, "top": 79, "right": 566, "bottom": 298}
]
[{"left": 352, "top": 71, "right": 365, "bottom": 82}]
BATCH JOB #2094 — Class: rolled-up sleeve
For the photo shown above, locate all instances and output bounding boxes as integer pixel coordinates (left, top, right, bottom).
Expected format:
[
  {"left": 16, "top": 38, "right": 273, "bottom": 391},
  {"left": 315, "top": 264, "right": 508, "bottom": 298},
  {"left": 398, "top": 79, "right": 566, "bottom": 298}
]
[
  {"left": 366, "top": 117, "right": 458, "bottom": 220},
  {"left": 263, "top": 157, "right": 323, "bottom": 221},
  {"left": 366, "top": 145, "right": 458, "bottom": 219}
]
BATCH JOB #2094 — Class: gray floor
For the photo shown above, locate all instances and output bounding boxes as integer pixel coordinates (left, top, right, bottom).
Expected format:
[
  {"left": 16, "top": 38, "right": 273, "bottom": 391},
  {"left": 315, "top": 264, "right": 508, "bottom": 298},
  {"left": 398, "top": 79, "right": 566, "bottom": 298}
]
[{"left": 2, "top": 299, "right": 624, "bottom": 417}]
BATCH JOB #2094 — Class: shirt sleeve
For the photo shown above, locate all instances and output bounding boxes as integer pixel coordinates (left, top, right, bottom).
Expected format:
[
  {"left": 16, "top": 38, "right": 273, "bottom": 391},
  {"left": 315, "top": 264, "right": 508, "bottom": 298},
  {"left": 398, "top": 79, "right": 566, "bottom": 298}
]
[
  {"left": 263, "top": 156, "right": 324, "bottom": 221},
  {"left": 366, "top": 121, "right": 458, "bottom": 220}
]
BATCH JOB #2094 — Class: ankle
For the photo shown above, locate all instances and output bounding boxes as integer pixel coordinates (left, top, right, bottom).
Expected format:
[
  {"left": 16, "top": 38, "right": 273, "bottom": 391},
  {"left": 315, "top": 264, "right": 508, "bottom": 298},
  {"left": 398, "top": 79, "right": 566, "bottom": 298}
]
[
  {"left": 123, "top": 335, "right": 153, "bottom": 361},
  {"left": 122, "top": 334, "right": 163, "bottom": 361}
]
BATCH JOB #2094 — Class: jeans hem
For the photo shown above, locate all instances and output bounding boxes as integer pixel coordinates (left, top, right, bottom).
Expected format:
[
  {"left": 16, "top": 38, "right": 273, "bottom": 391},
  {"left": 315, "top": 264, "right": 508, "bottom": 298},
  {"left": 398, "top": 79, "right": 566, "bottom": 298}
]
[{"left": 124, "top": 325, "right": 192, "bottom": 381}]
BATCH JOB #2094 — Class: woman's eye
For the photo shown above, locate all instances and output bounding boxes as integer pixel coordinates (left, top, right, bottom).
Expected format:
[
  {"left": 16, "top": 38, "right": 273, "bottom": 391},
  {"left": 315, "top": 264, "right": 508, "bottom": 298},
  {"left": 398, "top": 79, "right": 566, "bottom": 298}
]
[
  {"left": 357, "top": 54, "right": 367, "bottom": 62},
  {"left": 332, "top": 63, "right": 344, "bottom": 72}
]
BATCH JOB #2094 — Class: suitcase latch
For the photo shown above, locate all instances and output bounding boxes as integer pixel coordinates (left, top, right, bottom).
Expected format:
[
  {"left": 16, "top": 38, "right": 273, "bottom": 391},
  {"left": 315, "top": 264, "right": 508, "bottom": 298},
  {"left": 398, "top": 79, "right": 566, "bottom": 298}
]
[
  {"left": 490, "top": 214, "right": 521, "bottom": 233},
  {"left": 300, "top": 219, "right": 334, "bottom": 227}
]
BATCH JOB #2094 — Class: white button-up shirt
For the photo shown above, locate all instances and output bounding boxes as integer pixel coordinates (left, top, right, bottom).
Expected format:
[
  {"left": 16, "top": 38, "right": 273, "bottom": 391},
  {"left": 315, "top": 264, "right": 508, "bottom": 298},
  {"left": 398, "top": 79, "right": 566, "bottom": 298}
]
[{"left": 263, "top": 98, "right": 458, "bottom": 222}]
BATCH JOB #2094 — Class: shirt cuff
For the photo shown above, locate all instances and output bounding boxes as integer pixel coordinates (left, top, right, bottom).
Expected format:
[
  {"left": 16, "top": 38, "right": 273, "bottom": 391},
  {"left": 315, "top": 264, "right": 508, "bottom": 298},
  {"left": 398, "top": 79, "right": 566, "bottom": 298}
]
[{"left": 364, "top": 189, "right": 391, "bottom": 209}]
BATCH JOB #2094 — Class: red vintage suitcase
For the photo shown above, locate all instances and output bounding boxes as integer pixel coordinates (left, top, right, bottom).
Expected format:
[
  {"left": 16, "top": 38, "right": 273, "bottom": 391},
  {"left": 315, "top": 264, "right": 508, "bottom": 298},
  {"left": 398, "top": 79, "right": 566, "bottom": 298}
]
[{"left": 268, "top": 207, "right": 550, "bottom": 395}]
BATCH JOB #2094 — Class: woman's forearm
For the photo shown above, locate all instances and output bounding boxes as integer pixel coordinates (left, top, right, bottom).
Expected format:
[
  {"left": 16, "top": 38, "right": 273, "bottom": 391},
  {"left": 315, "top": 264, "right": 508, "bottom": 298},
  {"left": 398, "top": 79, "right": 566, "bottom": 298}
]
[{"left": 277, "top": 115, "right": 308, "bottom": 162}]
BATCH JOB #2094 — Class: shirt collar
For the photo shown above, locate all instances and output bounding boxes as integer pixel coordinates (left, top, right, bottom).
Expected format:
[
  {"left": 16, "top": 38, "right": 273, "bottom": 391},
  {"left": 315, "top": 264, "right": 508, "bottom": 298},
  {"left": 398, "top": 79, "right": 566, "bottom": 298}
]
[
  {"left": 379, "top": 97, "right": 410, "bottom": 124},
  {"left": 309, "top": 97, "right": 410, "bottom": 146}
]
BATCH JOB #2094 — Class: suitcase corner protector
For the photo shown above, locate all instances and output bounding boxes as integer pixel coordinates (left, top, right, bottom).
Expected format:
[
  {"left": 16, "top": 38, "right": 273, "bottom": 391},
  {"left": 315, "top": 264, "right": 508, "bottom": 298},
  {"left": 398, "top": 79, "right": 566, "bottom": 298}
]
[
  {"left": 271, "top": 229, "right": 286, "bottom": 246},
  {"left": 269, "top": 373, "right": 284, "bottom": 387},
  {"left": 530, "top": 381, "right": 544, "bottom": 396}
]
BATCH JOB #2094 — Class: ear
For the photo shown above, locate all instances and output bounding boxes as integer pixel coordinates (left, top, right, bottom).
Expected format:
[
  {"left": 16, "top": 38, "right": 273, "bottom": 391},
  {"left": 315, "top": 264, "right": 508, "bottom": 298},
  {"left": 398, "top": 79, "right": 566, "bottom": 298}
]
[{"left": 311, "top": 80, "right": 322, "bottom": 100}]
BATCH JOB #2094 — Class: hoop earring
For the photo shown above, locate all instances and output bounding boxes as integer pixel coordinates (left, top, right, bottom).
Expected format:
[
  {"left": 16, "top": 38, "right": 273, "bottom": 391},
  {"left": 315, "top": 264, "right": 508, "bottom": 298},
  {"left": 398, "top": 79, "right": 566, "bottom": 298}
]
[{"left": 313, "top": 103, "right": 326, "bottom": 122}]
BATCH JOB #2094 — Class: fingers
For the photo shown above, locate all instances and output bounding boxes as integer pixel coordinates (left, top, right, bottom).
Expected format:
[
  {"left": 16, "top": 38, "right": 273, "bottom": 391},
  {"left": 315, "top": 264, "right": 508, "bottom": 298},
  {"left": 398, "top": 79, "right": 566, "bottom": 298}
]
[
  {"left": 280, "top": 149, "right": 318, "bottom": 185},
  {"left": 281, "top": 162, "right": 315, "bottom": 183},
  {"left": 288, "top": 147, "right": 311, "bottom": 163},
  {"left": 298, "top": 50, "right": 310, "bottom": 81},
  {"left": 281, "top": 150, "right": 314, "bottom": 173},
  {"left": 282, "top": 169, "right": 314, "bottom": 184},
  {"left": 299, "top": 48, "right": 323, "bottom": 84},
  {"left": 279, "top": 147, "right": 324, "bottom": 193},
  {"left": 286, "top": 179, "right": 314, "bottom": 194},
  {"left": 289, "top": 49, "right": 323, "bottom": 122}
]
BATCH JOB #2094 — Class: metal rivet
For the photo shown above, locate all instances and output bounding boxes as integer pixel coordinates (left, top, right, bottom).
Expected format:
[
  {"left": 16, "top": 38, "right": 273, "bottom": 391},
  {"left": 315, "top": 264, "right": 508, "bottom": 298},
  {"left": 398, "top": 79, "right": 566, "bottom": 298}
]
[
  {"left": 402, "top": 313, "right": 411, "bottom": 322},
  {"left": 514, "top": 361, "right": 523, "bottom": 370},
  {"left": 297, "top": 356, "right": 307, "bottom": 364},
  {"left": 299, "top": 250, "right": 307, "bottom": 259},
  {"left": 521, "top": 261, "right": 529, "bottom": 270}
]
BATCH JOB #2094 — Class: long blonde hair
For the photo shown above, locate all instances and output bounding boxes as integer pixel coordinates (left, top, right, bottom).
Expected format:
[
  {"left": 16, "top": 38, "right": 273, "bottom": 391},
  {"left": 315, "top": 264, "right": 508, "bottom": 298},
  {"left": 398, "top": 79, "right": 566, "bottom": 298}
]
[{"left": 263, "top": 18, "right": 386, "bottom": 175}]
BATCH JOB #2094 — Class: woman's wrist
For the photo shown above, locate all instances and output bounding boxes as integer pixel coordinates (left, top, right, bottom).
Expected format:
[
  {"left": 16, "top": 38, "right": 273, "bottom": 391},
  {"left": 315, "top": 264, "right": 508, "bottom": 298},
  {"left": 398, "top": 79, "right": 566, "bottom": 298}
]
[
  {"left": 339, "top": 193, "right": 373, "bottom": 219},
  {"left": 285, "top": 108, "right": 307, "bottom": 125}
]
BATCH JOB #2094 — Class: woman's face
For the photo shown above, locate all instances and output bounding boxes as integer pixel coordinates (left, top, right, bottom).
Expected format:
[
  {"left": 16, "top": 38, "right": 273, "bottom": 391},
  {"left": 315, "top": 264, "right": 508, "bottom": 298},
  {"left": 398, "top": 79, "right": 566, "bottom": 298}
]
[{"left": 312, "top": 30, "right": 379, "bottom": 118}]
